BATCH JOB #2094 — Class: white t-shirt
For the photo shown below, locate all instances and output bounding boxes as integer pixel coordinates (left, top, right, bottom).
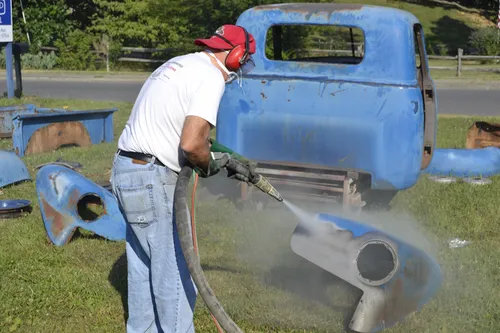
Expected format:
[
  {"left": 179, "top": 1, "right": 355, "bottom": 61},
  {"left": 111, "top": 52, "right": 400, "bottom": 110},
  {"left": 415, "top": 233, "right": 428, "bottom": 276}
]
[{"left": 117, "top": 52, "right": 226, "bottom": 173}]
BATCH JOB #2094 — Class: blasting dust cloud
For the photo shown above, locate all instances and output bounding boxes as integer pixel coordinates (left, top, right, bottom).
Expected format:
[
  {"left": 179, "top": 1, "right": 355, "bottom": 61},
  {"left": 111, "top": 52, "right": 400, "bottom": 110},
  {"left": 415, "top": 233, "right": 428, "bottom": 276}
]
[{"left": 281, "top": 196, "right": 438, "bottom": 256}]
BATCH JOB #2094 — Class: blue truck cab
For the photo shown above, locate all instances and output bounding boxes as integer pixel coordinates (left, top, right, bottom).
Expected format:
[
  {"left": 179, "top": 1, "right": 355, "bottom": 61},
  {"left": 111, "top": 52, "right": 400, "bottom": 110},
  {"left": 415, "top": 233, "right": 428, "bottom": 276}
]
[{"left": 215, "top": 3, "right": 437, "bottom": 209}]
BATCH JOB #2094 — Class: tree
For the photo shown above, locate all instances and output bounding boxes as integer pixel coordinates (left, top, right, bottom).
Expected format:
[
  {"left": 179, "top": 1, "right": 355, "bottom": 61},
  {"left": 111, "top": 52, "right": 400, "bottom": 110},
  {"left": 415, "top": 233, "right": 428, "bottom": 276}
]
[{"left": 13, "top": 0, "right": 75, "bottom": 52}]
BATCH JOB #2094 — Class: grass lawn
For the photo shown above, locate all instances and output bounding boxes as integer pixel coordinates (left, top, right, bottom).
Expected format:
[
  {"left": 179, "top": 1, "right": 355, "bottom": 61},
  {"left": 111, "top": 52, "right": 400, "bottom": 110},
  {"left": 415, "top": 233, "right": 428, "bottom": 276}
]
[{"left": 0, "top": 96, "right": 499, "bottom": 332}]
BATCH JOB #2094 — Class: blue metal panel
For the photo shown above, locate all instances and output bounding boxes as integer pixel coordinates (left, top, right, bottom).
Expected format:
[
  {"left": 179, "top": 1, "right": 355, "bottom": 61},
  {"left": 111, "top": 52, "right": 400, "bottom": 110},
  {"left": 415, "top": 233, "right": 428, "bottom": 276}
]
[
  {"left": 0, "top": 104, "right": 36, "bottom": 137},
  {"left": 422, "top": 147, "right": 500, "bottom": 178},
  {"left": 237, "top": 4, "right": 420, "bottom": 85},
  {"left": 0, "top": 149, "right": 31, "bottom": 188},
  {"left": 291, "top": 212, "right": 442, "bottom": 332},
  {"left": 216, "top": 4, "right": 428, "bottom": 191},
  {"left": 218, "top": 80, "right": 424, "bottom": 190},
  {"left": 36, "top": 164, "right": 126, "bottom": 246},
  {"left": 12, "top": 107, "right": 117, "bottom": 157}
]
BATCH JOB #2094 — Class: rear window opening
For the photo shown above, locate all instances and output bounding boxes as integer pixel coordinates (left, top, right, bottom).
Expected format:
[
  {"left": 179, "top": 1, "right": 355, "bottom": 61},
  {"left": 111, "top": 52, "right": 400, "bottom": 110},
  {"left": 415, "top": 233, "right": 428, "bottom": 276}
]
[{"left": 265, "top": 24, "right": 365, "bottom": 65}]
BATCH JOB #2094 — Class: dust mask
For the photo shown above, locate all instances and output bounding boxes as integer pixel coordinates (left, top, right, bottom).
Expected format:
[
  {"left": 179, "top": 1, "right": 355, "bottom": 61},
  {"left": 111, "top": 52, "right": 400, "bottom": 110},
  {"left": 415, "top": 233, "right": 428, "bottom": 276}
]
[{"left": 205, "top": 49, "right": 241, "bottom": 86}]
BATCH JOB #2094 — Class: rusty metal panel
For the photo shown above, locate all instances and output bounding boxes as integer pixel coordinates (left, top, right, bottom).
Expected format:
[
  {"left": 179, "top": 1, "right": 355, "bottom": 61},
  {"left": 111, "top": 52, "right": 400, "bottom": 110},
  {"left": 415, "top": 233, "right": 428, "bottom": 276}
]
[
  {"left": 466, "top": 121, "right": 500, "bottom": 149},
  {"left": 0, "top": 104, "right": 36, "bottom": 138},
  {"left": 290, "top": 213, "right": 442, "bottom": 332},
  {"left": 12, "top": 107, "right": 117, "bottom": 157},
  {"left": 0, "top": 149, "right": 31, "bottom": 188},
  {"left": 36, "top": 164, "right": 126, "bottom": 246}
]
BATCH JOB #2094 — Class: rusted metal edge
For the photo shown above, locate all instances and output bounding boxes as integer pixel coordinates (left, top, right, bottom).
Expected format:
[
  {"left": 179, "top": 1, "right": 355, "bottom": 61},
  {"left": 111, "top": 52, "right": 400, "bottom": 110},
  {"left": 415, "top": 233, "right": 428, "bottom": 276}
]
[{"left": 253, "top": 3, "right": 364, "bottom": 13}]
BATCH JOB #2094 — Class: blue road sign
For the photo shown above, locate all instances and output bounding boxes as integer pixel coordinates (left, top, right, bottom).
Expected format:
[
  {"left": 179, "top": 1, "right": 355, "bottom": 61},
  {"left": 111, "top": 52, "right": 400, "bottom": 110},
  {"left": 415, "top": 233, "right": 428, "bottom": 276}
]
[{"left": 0, "top": 0, "right": 13, "bottom": 42}]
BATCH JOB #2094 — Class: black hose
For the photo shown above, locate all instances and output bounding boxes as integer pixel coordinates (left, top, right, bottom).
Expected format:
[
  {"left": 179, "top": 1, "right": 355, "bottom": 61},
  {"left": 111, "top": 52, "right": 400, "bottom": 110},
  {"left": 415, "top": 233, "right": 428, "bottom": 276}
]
[{"left": 174, "top": 165, "right": 244, "bottom": 333}]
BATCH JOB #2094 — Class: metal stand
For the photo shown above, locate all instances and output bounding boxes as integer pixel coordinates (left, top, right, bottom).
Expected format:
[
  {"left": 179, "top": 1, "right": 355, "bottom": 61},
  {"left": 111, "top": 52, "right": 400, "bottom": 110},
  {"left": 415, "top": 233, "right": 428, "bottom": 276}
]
[{"left": 1, "top": 42, "right": 29, "bottom": 99}]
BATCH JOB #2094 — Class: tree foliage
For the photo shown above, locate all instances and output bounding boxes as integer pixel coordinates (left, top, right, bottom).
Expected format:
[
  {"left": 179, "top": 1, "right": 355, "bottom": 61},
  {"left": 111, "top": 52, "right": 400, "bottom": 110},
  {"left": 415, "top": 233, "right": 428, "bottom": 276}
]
[
  {"left": 8, "top": 0, "right": 500, "bottom": 70},
  {"left": 13, "top": 0, "right": 74, "bottom": 52}
]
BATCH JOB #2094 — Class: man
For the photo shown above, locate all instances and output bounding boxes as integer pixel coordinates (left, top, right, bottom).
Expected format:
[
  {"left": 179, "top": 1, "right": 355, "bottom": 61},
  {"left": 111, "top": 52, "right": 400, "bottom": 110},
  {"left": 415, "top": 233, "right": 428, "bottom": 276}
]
[{"left": 110, "top": 24, "right": 256, "bottom": 333}]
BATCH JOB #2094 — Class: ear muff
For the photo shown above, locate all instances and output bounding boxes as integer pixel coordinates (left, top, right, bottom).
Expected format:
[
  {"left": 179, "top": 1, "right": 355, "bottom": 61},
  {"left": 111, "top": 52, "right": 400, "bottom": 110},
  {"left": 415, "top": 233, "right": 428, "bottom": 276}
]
[
  {"left": 225, "top": 44, "right": 247, "bottom": 70},
  {"left": 214, "top": 26, "right": 250, "bottom": 71}
]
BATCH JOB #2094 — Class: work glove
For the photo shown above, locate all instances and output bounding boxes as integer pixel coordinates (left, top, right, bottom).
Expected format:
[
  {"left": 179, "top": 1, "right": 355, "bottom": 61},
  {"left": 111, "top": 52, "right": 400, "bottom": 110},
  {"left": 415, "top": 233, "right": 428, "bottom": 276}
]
[
  {"left": 225, "top": 158, "right": 257, "bottom": 184},
  {"left": 193, "top": 152, "right": 230, "bottom": 178}
]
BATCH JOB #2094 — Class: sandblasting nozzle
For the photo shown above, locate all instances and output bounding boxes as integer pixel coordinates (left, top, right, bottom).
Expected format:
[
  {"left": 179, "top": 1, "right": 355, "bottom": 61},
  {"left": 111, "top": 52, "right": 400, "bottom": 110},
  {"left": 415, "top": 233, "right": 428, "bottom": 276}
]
[{"left": 251, "top": 174, "right": 283, "bottom": 202}]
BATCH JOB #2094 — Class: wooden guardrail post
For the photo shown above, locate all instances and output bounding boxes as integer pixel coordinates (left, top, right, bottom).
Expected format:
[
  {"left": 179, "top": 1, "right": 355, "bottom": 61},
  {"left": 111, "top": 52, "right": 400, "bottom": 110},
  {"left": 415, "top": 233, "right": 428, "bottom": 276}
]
[{"left": 457, "top": 48, "right": 463, "bottom": 77}]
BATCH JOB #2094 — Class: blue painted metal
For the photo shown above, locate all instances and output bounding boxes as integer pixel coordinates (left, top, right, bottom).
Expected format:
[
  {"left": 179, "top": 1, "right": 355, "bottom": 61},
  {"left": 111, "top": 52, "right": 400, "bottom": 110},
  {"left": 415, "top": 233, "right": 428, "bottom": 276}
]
[
  {"left": 0, "top": 104, "right": 36, "bottom": 138},
  {"left": 0, "top": 199, "right": 32, "bottom": 219},
  {"left": 422, "top": 147, "right": 500, "bottom": 178},
  {"left": 0, "top": 149, "right": 31, "bottom": 188},
  {"left": 12, "top": 107, "right": 117, "bottom": 157},
  {"left": 0, "top": 199, "right": 31, "bottom": 210},
  {"left": 291, "top": 212, "right": 443, "bottom": 332},
  {"left": 0, "top": 0, "right": 14, "bottom": 98},
  {"left": 36, "top": 164, "right": 126, "bottom": 246},
  {"left": 5, "top": 43, "right": 14, "bottom": 98},
  {"left": 216, "top": 4, "right": 436, "bottom": 191}
]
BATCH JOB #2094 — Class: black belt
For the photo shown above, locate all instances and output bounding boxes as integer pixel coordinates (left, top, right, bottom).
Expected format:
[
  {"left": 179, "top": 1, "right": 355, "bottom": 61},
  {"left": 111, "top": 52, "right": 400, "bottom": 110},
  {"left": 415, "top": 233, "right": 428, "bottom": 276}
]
[{"left": 117, "top": 150, "right": 165, "bottom": 167}]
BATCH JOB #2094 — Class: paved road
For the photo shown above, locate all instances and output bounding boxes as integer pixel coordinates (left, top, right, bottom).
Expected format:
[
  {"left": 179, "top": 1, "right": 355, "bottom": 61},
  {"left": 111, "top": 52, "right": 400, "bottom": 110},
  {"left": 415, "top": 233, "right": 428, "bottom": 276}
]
[
  {"left": 436, "top": 89, "right": 499, "bottom": 116},
  {"left": 0, "top": 76, "right": 498, "bottom": 116}
]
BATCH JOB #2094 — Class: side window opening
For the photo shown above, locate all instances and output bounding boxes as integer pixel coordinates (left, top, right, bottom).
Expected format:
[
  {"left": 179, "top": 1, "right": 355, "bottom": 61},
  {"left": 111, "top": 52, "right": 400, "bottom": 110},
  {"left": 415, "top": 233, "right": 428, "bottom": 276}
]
[{"left": 265, "top": 24, "right": 365, "bottom": 65}]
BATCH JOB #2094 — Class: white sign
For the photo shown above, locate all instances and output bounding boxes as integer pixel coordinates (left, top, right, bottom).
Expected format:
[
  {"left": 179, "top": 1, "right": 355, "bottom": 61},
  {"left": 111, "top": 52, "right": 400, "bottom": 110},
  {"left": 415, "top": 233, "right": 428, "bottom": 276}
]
[{"left": 0, "top": 0, "right": 13, "bottom": 43}]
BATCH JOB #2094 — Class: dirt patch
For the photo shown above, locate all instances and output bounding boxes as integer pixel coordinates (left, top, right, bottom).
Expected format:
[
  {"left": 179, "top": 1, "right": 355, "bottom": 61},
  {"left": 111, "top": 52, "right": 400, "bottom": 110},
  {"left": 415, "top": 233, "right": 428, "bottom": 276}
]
[{"left": 455, "top": 11, "right": 496, "bottom": 28}]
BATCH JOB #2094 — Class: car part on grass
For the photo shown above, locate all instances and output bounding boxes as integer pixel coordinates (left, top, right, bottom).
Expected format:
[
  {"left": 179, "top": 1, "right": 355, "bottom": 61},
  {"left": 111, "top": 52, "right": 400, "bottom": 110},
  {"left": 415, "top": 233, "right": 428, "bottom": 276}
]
[
  {"left": 0, "top": 104, "right": 36, "bottom": 138},
  {"left": 290, "top": 213, "right": 443, "bottom": 333},
  {"left": 422, "top": 147, "right": 500, "bottom": 178},
  {"left": 462, "top": 177, "right": 492, "bottom": 186},
  {"left": 36, "top": 164, "right": 126, "bottom": 246},
  {"left": 427, "top": 175, "right": 457, "bottom": 184},
  {"left": 0, "top": 150, "right": 31, "bottom": 188},
  {"left": 0, "top": 199, "right": 32, "bottom": 219},
  {"left": 12, "top": 107, "right": 117, "bottom": 157},
  {"left": 466, "top": 121, "right": 500, "bottom": 149}
]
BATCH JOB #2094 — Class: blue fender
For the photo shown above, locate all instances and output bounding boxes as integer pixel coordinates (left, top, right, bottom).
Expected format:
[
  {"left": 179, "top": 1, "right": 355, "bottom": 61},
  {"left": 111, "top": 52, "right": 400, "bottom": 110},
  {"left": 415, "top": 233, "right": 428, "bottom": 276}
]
[
  {"left": 36, "top": 164, "right": 126, "bottom": 246},
  {"left": 0, "top": 150, "right": 31, "bottom": 188},
  {"left": 290, "top": 213, "right": 443, "bottom": 333},
  {"left": 422, "top": 147, "right": 500, "bottom": 178}
]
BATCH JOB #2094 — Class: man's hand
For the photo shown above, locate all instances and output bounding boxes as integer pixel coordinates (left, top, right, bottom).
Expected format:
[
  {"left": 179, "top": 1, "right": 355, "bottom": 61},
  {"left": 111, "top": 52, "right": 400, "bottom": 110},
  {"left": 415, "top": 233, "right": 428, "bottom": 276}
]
[{"left": 225, "top": 158, "right": 257, "bottom": 183}]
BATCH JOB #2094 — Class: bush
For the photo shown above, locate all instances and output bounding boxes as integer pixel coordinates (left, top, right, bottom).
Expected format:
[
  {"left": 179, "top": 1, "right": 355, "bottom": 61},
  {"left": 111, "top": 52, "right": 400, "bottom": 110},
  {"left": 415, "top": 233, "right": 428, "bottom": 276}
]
[
  {"left": 54, "top": 30, "right": 98, "bottom": 70},
  {"left": 0, "top": 49, "right": 58, "bottom": 70},
  {"left": 468, "top": 27, "right": 500, "bottom": 56},
  {"left": 21, "top": 51, "right": 58, "bottom": 70}
]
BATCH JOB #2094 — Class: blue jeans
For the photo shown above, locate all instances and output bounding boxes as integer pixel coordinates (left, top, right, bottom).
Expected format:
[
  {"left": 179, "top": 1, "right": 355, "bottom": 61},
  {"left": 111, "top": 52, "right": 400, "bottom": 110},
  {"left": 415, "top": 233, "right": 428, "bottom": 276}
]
[{"left": 110, "top": 153, "right": 197, "bottom": 333}]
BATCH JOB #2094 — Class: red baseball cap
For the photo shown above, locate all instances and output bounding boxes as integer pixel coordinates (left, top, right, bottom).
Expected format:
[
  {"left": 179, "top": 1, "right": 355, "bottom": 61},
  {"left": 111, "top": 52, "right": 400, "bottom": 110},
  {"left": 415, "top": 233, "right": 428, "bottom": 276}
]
[{"left": 194, "top": 24, "right": 256, "bottom": 54}]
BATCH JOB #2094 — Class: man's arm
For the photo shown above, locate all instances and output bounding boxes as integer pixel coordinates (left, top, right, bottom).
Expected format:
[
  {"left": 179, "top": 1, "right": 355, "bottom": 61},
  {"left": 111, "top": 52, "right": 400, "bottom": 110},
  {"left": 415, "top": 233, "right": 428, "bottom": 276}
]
[
  {"left": 180, "top": 70, "right": 225, "bottom": 175},
  {"left": 180, "top": 115, "right": 212, "bottom": 172}
]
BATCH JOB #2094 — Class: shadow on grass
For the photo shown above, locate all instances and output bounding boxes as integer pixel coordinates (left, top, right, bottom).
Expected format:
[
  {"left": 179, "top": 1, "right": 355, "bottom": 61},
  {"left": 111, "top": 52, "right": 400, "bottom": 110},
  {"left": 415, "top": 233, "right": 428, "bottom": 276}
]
[
  {"left": 70, "top": 229, "right": 108, "bottom": 242},
  {"left": 427, "top": 16, "right": 474, "bottom": 54},
  {"left": 109, "top": 252, "right": 129, "bottom": 322},
  {"left": 394, "top": 0, "right": 496, "bottom": 23},
  {"left": 106, "top": 253, "right": 242, "bottom": 324},
  {"left": 260, "top": 254, "right": 362, "bottom": 331}
]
